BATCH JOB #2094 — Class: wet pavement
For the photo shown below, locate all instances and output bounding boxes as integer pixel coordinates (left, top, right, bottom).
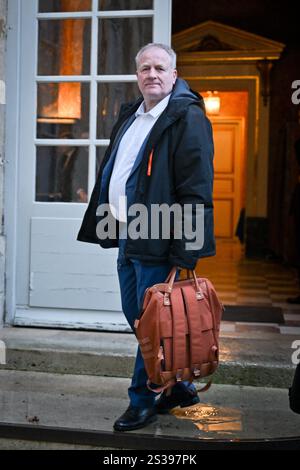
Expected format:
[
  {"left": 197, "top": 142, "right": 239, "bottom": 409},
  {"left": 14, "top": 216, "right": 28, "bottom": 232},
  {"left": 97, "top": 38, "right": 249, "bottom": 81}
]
[
  {"left": 0, "top": 324, "right": 299, "bottom": 448},
  {"left": 0, "top": 369, "right": 299, "bottom": 446}
]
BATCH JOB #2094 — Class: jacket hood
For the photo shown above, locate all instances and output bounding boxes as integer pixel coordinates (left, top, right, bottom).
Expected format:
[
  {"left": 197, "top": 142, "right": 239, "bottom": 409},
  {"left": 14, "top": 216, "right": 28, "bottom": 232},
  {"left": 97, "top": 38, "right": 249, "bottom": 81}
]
[
  {"left": 165, "top": 78, "right": 205, "bottom": 117},
  {"left": 170, "top": 77, "right": 202, "bottom": 105}
]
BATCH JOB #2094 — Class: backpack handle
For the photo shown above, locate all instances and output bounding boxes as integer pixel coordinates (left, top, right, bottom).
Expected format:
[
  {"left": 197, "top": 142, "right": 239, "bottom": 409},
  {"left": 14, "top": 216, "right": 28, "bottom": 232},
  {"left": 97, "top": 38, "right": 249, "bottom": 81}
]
[{"left": 165, "top": 267, "right": 204, "bottom": 301}]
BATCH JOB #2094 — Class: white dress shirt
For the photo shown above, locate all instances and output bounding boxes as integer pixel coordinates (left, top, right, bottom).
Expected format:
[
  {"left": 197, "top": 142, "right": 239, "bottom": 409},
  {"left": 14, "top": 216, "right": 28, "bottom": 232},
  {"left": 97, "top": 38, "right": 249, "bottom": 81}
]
[{"left": 108, "top": 93, "right": 171, "bottom": 223}]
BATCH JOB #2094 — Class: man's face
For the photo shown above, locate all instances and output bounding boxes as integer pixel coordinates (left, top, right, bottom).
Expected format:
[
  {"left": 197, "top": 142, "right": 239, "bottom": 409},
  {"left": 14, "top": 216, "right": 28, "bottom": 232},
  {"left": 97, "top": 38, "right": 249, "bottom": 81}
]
[{"left": 136, "top": 47, "right": 177, "bottom": 107}]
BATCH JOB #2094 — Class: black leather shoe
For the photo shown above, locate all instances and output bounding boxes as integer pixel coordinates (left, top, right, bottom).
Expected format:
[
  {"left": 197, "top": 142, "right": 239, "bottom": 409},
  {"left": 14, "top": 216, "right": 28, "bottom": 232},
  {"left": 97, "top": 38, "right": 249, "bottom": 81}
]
[
  {"left": 113, "top": 405, "right": 157, "bottom": 432},
  {"left": 155, "top": 384, "right": 200, "bottom": 414},
  {"left": 289, "top": 363, "right": 300, "bottom": 414}
]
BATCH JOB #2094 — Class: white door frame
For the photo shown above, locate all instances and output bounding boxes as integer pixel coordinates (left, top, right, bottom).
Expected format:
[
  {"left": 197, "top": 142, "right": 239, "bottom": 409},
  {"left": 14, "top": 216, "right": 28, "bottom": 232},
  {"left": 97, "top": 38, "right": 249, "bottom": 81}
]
[{"left": 4, "top": 0, "right": 172, "bottom": 328}]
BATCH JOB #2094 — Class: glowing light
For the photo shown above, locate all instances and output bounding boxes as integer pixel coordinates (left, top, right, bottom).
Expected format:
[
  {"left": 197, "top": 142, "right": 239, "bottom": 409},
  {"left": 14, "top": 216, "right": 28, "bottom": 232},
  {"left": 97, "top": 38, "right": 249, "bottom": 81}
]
[{"left": 204, "top": 91, "right": 221, "bottom": 115}]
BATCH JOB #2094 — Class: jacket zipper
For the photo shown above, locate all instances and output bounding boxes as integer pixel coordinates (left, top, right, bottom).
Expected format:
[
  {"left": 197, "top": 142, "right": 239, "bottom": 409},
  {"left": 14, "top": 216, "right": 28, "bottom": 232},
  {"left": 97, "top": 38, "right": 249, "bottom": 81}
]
[{"left": 147, "top": 149, "right": 154, "bottom": 176}]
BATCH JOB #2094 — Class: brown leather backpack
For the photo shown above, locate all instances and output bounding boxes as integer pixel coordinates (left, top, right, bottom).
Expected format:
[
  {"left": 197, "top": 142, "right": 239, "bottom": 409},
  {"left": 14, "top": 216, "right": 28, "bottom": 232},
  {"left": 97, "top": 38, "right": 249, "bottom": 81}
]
[{"left": 134, "top": 268, "right": 224, "bottom": 394}]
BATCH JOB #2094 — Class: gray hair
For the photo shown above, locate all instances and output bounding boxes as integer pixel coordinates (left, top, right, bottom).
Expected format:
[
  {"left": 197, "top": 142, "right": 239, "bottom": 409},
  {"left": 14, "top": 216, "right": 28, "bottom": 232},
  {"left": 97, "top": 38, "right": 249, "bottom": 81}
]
[{"left": 135, "top": 43, "right": 177, "bottom": 69}]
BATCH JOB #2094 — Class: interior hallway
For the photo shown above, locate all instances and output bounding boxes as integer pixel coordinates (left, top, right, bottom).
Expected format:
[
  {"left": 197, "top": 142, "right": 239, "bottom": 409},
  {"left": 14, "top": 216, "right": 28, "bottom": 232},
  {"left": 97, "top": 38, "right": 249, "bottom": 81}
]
[{"left": 194, "top": 239, "right": 300, "bottom": 335}]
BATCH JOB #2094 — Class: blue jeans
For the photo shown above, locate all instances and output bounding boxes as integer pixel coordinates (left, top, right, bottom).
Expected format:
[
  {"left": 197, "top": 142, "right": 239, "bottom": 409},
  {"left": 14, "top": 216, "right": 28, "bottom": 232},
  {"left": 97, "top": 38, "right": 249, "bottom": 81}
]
[{"left": 117, "top": 237, "right": 196, "bottom": 408}]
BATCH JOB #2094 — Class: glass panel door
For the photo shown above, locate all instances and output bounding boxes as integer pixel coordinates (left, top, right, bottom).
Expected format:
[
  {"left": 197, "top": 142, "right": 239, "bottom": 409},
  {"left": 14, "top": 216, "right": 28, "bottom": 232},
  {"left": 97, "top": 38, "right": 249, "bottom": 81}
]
[{"left": 14, "top": 0, "right": 172, "bottom": 329}]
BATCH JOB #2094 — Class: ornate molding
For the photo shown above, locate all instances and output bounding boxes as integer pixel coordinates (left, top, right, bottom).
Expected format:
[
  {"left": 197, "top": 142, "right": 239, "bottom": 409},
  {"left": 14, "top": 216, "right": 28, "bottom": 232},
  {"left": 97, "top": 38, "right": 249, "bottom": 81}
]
[
  {"left": 256, "top": 59, "right": 274, "bottom": 106},
  {"left": 173, "top": 20, "right": 285, "bottom": 58},
  {"left": 189, "top": 34, "right": 234, "bottom": 52}
]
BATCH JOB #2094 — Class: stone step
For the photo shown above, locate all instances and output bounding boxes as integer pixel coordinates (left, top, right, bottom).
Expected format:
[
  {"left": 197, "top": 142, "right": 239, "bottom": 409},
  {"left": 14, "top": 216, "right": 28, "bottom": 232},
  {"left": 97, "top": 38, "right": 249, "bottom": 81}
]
[
  {"left": 0, "top": 326, "right": 297, "bottom": 388},
  {"left": 0, "top": 369, "right": 299, "bottom": 449}
]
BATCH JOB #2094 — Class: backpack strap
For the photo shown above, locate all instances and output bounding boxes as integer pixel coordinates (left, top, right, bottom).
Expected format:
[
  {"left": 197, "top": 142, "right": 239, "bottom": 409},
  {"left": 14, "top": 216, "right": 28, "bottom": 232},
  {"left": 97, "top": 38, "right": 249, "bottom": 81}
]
[
  {"left": 170, "top": 288, "right": 188, "bottom": 381},
  {"left": 146, "top": 378, "right": 177, "bottom": 394},
  {"left": 181, "top": 284, "right": 205, "bottom": 376},
  {"left": 198, "top": 381, "right": 212, "bottom": 393}
]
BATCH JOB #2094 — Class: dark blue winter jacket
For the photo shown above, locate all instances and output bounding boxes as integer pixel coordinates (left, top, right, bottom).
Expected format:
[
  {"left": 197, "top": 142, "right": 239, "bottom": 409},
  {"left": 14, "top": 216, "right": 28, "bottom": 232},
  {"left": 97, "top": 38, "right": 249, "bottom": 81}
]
[{"left": 77, "top": 78, "right": 215, "bottom": 269}]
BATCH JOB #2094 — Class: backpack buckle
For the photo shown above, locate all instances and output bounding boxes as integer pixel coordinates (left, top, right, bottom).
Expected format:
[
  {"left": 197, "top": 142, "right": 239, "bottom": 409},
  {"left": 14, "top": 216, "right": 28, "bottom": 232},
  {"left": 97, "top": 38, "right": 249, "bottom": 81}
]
[
  {"left": 163, "top": 293, "right": 171, "bottom": 306},
  {"left": 196, "top": 291, "right": 204, "bottom": 300}
]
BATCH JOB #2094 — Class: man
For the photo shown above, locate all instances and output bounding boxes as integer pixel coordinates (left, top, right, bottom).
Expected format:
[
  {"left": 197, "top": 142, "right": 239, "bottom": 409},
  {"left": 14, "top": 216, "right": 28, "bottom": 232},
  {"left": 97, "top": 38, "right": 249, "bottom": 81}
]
[{"left": 77, "top": 43, "right": 215, "bottom": 431}]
